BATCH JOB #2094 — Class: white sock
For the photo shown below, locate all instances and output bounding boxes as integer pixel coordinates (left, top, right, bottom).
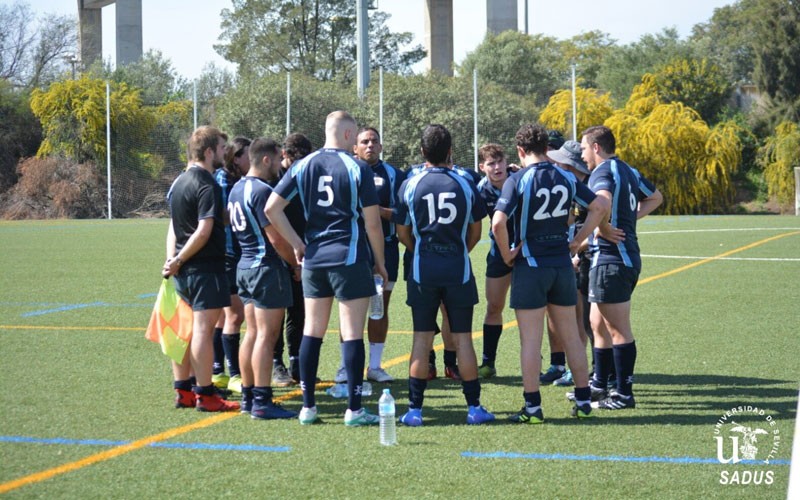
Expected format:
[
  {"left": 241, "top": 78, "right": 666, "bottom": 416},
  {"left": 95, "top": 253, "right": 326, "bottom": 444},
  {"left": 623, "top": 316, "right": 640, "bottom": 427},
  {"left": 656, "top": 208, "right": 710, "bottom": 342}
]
[{"left": 369, "top": 342, "right": 384, "bottom": 370}]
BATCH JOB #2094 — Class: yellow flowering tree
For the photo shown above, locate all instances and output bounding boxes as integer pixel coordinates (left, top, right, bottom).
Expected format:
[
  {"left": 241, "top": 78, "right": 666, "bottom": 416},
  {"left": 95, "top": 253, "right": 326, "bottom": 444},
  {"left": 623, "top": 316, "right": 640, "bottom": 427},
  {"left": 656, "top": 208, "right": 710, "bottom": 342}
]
[
  {"left": 605, "top": 75, "right": 742, "bottom": 214},
  {"left": 539, "top": 87, "right": 613, "bottom": 139},
  {"left": 758, "top": 121, "right": 800, "bottom": 211}
]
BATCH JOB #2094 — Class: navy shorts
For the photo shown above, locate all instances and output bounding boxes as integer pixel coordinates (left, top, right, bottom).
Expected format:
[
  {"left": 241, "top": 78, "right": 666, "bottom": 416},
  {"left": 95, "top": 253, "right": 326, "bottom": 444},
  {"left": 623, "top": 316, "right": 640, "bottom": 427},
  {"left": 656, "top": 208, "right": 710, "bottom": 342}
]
[
  {"left": 173, "top": 271, "right": 231, "bottom": 311},
  {"left": 237, "top": 264, "right": 293, "bottom": 309},
  {"left": 385, "top": 238, "right": 400, "bottom": 283},
  {"left": 588, "top": 263, "right": 639, "bottom": 304},
  {"left": 485, "top": 249, "right": 513, "bottom": 278},
  {"left": 406, "top": 277, "right": 478, "bottom": 333},
  {"left": 302, "top": 260, "right": 375, "bottom": 300},
  {"left": 510, "top": 263, "right": 577, "bottom": 309}
]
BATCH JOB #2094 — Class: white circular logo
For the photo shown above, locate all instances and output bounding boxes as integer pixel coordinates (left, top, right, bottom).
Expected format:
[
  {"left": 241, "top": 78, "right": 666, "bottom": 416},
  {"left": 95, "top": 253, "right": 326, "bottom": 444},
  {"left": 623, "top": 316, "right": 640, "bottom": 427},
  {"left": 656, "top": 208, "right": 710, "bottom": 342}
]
[{"left": 714, "top": 406, "right": 780, "bottom": 486}]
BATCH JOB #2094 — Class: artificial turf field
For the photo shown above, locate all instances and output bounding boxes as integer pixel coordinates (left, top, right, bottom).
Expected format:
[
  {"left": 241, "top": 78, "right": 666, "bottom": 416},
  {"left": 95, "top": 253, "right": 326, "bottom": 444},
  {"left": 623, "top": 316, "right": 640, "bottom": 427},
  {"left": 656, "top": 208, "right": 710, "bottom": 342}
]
[{"left": 0, "top": 215, "right": 798, "bottom": 498}]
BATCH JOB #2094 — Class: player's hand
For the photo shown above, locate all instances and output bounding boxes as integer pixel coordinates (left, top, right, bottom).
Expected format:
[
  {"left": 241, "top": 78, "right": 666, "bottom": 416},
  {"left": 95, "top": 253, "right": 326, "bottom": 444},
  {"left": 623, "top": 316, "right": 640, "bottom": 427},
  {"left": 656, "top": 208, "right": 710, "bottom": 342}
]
[
  {"left": 598, "top": 224, "right": 625, "bottom": 244},
  {"left": 508, "top": 163, "right": 521, "bottom": 172},
  {"left": 162, "top": 257, "right": 181, "bottom": 278},
  {"left": 291, "top": 265, "right": 302, "bottom": 282},
  {"left": 570, "top": 252, "right": 581, "bottom": 272},
  {"left": 293, "top": 244, "right": 306, "bottom": 267},
  {"left": 502, "top": 245, "right": 521, "bottom": 267},
  {"left": 373, "top": 262, "right": 389, "bottom": 285}
]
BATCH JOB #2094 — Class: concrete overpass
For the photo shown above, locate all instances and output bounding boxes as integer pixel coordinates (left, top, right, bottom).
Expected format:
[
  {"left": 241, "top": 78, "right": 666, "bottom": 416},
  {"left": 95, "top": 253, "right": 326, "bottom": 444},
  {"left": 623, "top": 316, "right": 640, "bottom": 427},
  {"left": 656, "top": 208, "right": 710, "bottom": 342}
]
[
  {"left": 77, "top": 0, "right": 518, "bottom": 75},
  {"left": 78, "top": 0, "right": 142, "bottom": 67}
]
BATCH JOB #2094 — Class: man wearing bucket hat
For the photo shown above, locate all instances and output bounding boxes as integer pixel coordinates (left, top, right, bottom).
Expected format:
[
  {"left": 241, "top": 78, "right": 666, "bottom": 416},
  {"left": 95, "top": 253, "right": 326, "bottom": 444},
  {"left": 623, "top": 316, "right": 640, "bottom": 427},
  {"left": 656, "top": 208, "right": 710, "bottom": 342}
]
[{"left": 546, "top": 140, "right": 595, "bottom": 388}]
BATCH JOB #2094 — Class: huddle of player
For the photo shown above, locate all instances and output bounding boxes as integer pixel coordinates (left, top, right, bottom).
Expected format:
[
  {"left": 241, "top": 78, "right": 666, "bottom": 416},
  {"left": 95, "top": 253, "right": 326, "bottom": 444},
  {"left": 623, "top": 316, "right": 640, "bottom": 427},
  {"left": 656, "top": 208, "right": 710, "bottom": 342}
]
[{"left": 161, "top": 111, "right": 661, "bottom": 426}]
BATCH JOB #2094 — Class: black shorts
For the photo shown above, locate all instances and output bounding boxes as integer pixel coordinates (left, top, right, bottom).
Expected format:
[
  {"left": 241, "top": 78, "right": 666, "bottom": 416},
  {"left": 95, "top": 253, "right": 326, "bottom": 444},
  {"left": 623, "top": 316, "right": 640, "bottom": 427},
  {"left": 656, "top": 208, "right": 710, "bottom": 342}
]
[
  {"left": 510, "top": 263, "right": 577, "bottom": 309},
  {"left": 588, "top": 263, "right": 639, "bottom": 304},
  {"left": 302, "top": 260, "right": 375, "bottom": 300},
  {"left": 577, "top": 256, "right": 590, "bottom": 296},
  {"left": 237, "top": 264, "right": 293, "bottom": 309},
  {"left": 173, "top": 271, "right": 231, "bottom": 311},
  {"left": 406, "top": 277, "right": 478, "bottom": 333},
  {"left": 486, "top": 249, "right": 513, "bottom": 278},
  {"left": 385, "top": 238, "right": 400, "bottom": 283}
]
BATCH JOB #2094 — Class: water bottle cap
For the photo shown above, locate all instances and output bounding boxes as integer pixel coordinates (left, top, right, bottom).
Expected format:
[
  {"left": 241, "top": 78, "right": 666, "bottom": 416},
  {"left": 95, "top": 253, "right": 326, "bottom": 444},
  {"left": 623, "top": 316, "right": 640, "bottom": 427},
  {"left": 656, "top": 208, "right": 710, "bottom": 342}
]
[{"left": 383, "top": 388, "right": 390, "bottom": 395}]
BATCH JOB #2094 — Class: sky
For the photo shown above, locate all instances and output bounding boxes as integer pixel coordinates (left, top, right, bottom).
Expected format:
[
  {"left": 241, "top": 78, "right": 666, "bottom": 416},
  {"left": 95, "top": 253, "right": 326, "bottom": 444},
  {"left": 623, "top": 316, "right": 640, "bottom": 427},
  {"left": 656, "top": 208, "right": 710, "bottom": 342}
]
[{"left": 19, "top": 0, "right": 734, "bottom": 80}]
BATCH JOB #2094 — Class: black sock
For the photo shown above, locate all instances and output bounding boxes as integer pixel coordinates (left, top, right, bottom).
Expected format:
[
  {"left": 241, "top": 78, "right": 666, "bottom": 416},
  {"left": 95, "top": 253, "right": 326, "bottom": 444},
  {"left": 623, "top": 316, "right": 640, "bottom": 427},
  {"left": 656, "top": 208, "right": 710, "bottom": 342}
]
[
  {"left": 342, "top": 339, "right": 366, "bottom": 411},
  {"left": 523, "top": 390, "right": 541, "bottom": 410},
  {"left": 613, "top": 341, "right": 637, "bottom": 396},
  {"left": 444, "top": 349, "right": 457, "bottom": 367},
  {"left": 592, "top": 347, "right": 613, "bottom": 389},
  {"left": 193, "top": 384, "right": 215, "bottom": 396},
  {"left": 428, "top": 350, "right": 436, "bottom": 365},
  {"left": 408, "top": 376, "right": 427, "bottom": 409},
  {"left": 574, "top": 386, "right": 591, "bottom": 403},
  {"left": 174, "top": 379, "right": 192, "bottom": 391},
  {"left": 222, "top": 333, "right": 241, "bottom": 377},
  {"left": 481, "top": 324, "right": 503, "bottom": 366},
  {"left": 299, "top": 335, "right": 322, "bottom": 408},
  {"left": 253, "top": 386, "right": 274, "bottom": 405},
  {"left": 212, "top": 327, "right": 224, "bottom": 374},
  {"left": 461, "top": 378, "right": 481, "bottom": 407},
  {"left": 242, "top": 385, "right": 254, "bottom": 402},
  {"left": 550, "top": 352, "right": 566, "bottom": 367}
]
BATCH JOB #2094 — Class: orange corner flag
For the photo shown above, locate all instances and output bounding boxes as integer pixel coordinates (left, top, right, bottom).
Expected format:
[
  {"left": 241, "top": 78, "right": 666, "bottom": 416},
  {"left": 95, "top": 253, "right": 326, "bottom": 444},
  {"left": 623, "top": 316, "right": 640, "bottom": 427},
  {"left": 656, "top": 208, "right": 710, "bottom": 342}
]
[{"left": 145, "top": 278, "right": 193, "bottom": 363}]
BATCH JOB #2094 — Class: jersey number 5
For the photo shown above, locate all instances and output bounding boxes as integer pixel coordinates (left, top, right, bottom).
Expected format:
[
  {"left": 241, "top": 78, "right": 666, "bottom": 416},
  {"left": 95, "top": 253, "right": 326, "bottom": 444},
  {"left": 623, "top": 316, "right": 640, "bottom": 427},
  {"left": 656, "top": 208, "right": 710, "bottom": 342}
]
[
  {"left": 317, "top": 175, "right": 334, "bottom": 207},
  {"left": 422, "top": 192, "right": 457, "bottom": 224}
]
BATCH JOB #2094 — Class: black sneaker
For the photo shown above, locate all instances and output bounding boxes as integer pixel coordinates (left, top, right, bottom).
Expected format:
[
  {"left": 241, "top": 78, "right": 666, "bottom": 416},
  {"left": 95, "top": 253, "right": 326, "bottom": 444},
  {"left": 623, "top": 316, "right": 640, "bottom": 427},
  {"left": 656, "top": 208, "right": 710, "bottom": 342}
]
[
  {"left": 507, "top": 406, "right": 544, "bottom": 424},
  {"left": 566, "top": 384, "right": 607, "bottom": 402},
  {"left": 592, "top": 393, "right": 635, "bottom": 410},
  {"left": 251, "top": 401, "right": 298, "bottom": 420},
  {"left": 571, "top": 402, "right": 593, "bottom": 418}
]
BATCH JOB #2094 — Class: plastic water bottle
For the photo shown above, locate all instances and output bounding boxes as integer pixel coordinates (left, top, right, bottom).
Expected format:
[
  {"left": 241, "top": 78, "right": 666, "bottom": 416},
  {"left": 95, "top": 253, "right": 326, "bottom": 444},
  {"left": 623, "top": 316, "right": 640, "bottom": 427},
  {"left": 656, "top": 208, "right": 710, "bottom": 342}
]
[
  {"left": 369, "top": 275, "right": 384, "bottom": 320},
  {"left": 378, "top": 388, "right": 397, "bottom": 446}
]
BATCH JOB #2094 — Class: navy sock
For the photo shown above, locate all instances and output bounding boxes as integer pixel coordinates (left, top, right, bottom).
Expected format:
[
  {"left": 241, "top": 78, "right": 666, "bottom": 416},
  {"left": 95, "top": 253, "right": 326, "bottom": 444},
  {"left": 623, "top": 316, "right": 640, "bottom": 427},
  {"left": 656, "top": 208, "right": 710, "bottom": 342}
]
[
  {"left": 574, "top": 386, "right": 591, "bottom": 403},
  {"left": 408, "top": 377, "right": 428, "bottom": 409},
  {"left": 299, "top": 335, "right": 322, "bottom": 408},
  {"left": 428, "top": 350, "right": 436, "bottom": 365},
  {"left": 174, "top": 379, "right": 192, "bottom": 391},
  {"left": 253, "top": 386, "right": 273, "bottom": 404},
  {"left": 222, "top": 333, "right": 241, "bottom": 377},
  {"left": 523, "top": 390, "right": 541, "bottom": 410},
  {"left": 592, "top": 347, "right": 613, "bottom": 389},
  {"left": 193, "top": 384, "right": 215, "bottom": 396},
  {"left": 613, "top": 341, "right": 637, "bottom": 396},
  {"left": 482, "top": 324, "right": 503, "bottom": 366},
  {"left": 550, "top": 352, "right": 566, "bottom": 366},
  {"left": 342, "top": 339, "right": 366, "bottom": 411},
  {"left": 461, "top": 378, "right": 481, "bottom": 407},
  {"left": 444, "top": 349, "right": 457, "bottom": 367},
  {"left": 212, "top": 327, "right": 224, "bottom": 374},
  {"left": 242, "top": 385, "right": 254, "bottom": 402}
]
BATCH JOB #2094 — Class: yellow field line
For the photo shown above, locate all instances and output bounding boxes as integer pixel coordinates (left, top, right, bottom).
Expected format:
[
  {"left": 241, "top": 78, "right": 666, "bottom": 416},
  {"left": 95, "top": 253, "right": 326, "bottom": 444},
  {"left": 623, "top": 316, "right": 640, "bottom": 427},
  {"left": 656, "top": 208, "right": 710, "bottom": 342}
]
[
  {"left": 0, "top": 324, "right": 417, "bottom": 334},
  {"left": 2, "top": 231, "right": 796, "bottom": 494}
]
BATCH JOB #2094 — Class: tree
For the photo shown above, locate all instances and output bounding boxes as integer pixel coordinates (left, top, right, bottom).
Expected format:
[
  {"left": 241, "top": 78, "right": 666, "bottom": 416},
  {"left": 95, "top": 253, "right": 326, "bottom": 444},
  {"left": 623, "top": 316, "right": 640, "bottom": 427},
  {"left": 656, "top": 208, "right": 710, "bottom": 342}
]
[
  {"left": 216, "top": 0, "right": 424, "bottom": 81},
  {"left": 560, "top": 31, "right": 616, "bottom": 89},
  {"left": 106, "top": 50, "right": 188, "bottom": 105},
  {"left": 758, "top": 121, "right": 800, "bottom": 210},
  {"left": 0, "top": 1, "right": 77, "bottom": 89},
  {"left": 650, "top": 58, "right": 731, "bottom": 123},
  {"left": 459, "top": 31, "right": 564, "bottom": 106},
  {"left": 0, "top": 80, "right": 41, "bottom": 191},
  {"left": 596, "top": 28, "right": 696, "bottom": 105},
  {"left": 539, "top": 87, "right": 614, "bottom": 139},
  {"left": 606, "top": 75, "right": 743, "bottom": 214},
  {"left": 690, "top": 0, "right": 759, "bottom": 84}
]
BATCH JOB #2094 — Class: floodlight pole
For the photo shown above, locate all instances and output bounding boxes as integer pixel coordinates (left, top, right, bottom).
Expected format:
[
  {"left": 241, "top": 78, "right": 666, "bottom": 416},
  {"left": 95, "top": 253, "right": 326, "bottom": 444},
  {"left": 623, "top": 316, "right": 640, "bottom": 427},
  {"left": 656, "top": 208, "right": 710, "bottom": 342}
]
[
  {"left": 571, "top": 63, "right": 577, "bottom": 140},
  {"left": 106, "top": 81, "right": 112, "bottom": 220},
  {"left": 357, "top": 0, "right": 370, "bottom": 98},
  {"left": 795, "top": 167, "right": 800, "bottom": 216}
]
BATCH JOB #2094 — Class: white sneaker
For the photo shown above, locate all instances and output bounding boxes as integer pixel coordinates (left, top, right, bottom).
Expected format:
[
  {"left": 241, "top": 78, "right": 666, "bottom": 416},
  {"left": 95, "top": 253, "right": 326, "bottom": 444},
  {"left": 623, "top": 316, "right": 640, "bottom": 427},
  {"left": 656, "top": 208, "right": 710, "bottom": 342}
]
[
  {"left": 344, "top": 408, "right": 379, "bottom": 426},
  {"left": 367, "top": 367, "right": 394, "bottom": 383},
  {"left": 334, "top": 367, "right": 347, "bottom": 383},
  {"left": 298, "top": 406, "right": 319, "bottom": 425}
]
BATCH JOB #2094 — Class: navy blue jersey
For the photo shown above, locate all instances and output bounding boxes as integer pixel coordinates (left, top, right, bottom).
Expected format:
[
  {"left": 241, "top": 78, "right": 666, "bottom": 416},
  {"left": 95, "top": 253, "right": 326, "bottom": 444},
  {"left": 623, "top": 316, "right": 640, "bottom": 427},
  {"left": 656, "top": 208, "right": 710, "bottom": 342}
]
[
  {"left": 478, "top": 176, "right": 516, "bottom": 260},
  {"left": 228, "top": 176, "right": 282, "bottom": 269},
  {"left": 396, "top": 167, "right": 487, "bottom": 286},
  {"left": 495, "top": 161, "right": 596, "bottom": 268},
  {"left": 588, "top": 157, "right": 657, "bottom": 270},
  {"left": 167, "top": 166, "right": 226, "bottom": 273},
  {"left": 278, "top": 166, "right": 307, "bottom": 240},
  {"left": 214, "top": 168, "right": 242, "bottom": 259},
  {"left": 371, "top": 160, "right": 405, "bottom": 240},
  {"left": 272, "top": 148, "right": 379, "bottom": 269}
]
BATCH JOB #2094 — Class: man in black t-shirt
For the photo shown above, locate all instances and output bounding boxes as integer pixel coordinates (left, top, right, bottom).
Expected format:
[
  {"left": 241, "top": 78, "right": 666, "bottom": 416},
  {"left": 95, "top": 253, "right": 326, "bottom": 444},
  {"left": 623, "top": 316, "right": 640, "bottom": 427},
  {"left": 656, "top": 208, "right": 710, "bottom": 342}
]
[{"left": 162, "top": 125, "right": 239, "bottom": 412}]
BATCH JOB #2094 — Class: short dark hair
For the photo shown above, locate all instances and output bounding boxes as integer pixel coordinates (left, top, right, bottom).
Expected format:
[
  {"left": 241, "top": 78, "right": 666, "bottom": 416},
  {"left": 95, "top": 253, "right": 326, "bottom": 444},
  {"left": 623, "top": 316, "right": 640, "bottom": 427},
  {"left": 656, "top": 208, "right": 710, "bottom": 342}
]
[
  {"left": 478, "top": 143, "right": 505, "bottom": 163},
  {"left": 249, "top": 137, "right": 281, "bottom": 168},
  {"left": 187, "top": 126, "right": 227, "bottom": 162},
  {"left": 515, "top": 124, "right": 549, "bottom": 155},
  {"left": 357, "top": 127, "right": 381, "bottom": 141},
  {"left": 420, "top": 124, "right": 451, "bottom": 165},
  {"left": 282, "top": 133, "right": 313, "bottom": 163},
  {"left": 581, "top": 125, "right": 616, "bottom": 154}
]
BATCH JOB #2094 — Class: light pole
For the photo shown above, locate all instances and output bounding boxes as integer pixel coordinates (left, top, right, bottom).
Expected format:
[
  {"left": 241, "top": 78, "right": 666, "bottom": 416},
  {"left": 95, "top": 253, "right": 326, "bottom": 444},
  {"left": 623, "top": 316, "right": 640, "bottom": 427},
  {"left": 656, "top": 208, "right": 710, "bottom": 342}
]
[{"left": 63, "top": 53, "right": 80, "bottom": 79}]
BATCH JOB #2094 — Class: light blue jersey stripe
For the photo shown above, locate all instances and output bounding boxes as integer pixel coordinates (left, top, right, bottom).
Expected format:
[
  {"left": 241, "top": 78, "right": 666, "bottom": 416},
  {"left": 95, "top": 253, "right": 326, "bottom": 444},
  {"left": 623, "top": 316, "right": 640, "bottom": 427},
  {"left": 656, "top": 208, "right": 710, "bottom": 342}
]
[
  {"left": 243, "top": 179, "right": 268, "bottom": 268},
  {"left": 609, "top": 160, "right": 633, "bottom": 267},
  {"left": 339, "top": 152, "right": 362, "bottom": 265},
  {"left": 450, "top": 171, "right": 475, "bottom": 284},
  {"left": 517, "top": 169, "right": 538, "bottom": 267},
  {"left": 403, "top": 172, "right": 426, "bottom": 283}
]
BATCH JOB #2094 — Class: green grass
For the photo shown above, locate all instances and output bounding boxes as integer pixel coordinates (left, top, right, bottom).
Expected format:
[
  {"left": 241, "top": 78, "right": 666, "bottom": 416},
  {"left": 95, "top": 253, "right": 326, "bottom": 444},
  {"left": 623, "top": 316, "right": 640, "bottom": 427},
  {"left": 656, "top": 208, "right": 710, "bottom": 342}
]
[{"left": 0, "top": 215, "right": 798, "bottom": 498}]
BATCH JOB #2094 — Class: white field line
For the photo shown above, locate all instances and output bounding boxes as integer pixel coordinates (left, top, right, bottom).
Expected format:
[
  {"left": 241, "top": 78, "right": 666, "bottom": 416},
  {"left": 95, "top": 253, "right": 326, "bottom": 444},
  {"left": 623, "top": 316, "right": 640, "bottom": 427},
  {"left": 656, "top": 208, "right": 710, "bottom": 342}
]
[
  {"left": 640, "top": 227, "right": 800, "bottom": 235},
  {"left": 642, "top": 255, "right": 800, "bottom": 262}
]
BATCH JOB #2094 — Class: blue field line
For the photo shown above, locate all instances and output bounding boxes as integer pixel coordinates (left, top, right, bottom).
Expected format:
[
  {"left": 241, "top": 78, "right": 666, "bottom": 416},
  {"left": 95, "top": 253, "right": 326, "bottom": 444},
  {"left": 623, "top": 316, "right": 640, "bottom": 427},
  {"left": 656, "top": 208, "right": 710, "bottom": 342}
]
[
  {"left": 0, "top": 435, "right": 290, "bottom": 453},
  {"left": 19, "top": 302, "right": 149, "bottom": 317},
  {"left": 137, "top": 293, "right": 157, "bottom": 299},
  {"left": 461, "top": 451, "right": 791, "bottom": 466}
]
